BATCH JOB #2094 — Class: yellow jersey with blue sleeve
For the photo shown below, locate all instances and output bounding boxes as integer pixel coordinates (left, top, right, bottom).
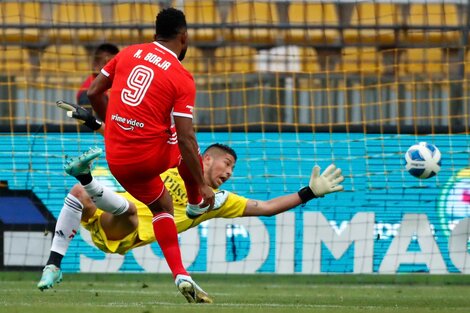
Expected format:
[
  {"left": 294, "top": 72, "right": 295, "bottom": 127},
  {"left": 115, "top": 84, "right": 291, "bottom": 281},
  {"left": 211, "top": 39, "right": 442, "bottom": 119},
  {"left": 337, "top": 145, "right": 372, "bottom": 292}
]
[{"left": 81, "top": 168, "right": 248, "bottom": 254}]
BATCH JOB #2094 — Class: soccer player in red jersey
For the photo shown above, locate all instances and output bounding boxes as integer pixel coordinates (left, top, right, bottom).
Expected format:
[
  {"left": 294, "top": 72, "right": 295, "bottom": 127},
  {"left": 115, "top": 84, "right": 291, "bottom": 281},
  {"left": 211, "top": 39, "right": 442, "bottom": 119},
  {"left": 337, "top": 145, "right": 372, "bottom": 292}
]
[
  {"left": 76, "top": 43, "right": 119, "bottom": 108},
  {"left": 70, "top": 8, "right": 215, "bottom": 303}
]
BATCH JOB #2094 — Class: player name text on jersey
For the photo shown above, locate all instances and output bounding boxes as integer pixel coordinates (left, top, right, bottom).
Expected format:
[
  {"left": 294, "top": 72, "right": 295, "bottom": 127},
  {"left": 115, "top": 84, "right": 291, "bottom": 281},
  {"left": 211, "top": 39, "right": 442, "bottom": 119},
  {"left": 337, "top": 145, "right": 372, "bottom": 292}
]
[{"left": 133, "top": 49, "right": 172, "bottom": 70}]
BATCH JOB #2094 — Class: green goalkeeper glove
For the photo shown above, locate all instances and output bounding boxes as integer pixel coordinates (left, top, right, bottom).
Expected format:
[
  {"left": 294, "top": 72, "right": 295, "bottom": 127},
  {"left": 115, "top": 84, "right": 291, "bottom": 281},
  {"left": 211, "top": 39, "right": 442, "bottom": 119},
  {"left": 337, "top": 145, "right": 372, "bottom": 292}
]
[
  {"left": 298, "top": 164, "right": 345, "bottom": 203},
  {"left": 56, "top": 100, "right": 102, "bottom": 131}
]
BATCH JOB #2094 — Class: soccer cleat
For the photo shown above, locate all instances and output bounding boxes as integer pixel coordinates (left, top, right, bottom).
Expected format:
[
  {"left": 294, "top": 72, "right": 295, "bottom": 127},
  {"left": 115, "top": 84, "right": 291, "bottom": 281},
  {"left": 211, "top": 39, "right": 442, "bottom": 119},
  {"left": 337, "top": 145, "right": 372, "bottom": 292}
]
[
  {"left": 37, "top": 264, "right": 63, "bottom": 291},
  {"left": 64, "top": 147, "right": 103, "bottom": 177},
  {"left": 175, "top": 274, "right": 213, "bottom": 304},
  {"left": 186, "top": 190, "right": 229, "bottom": 219}
]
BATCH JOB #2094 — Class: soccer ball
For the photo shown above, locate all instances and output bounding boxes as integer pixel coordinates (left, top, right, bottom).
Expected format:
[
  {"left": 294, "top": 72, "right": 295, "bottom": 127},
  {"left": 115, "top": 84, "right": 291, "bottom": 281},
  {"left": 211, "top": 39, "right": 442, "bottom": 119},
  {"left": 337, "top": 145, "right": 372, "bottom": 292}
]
[{"left": 405, "top": 142, "right": 442, "bottom": 179}]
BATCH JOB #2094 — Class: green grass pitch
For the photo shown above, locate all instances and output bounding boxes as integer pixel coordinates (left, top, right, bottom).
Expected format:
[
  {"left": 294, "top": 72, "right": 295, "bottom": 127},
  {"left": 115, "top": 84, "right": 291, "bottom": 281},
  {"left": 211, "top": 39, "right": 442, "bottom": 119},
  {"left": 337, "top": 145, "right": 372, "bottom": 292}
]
[{"left": 1, "top": 273, "right": 469, "bottom": 313}]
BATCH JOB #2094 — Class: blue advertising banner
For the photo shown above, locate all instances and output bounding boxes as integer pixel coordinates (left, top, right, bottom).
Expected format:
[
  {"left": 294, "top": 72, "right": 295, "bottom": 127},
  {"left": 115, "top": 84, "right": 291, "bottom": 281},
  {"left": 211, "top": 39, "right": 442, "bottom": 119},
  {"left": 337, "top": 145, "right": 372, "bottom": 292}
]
[{"left": 0, "top": 132, "right": 468, "bottom": 273}]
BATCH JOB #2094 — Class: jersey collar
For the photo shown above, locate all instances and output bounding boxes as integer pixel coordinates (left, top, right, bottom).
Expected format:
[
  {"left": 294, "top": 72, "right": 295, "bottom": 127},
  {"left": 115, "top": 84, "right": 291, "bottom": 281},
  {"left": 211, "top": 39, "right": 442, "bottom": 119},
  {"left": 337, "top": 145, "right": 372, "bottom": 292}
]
[{"left": 152, "top": 41, "right": 180, "bottom": 62}]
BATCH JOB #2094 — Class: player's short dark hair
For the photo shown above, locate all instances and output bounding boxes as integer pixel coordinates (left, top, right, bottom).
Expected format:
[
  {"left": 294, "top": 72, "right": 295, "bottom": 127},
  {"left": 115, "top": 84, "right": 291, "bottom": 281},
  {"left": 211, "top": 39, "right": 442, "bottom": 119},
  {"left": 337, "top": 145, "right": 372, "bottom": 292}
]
[
  {"left": 155, "top": 7, "right": 187, "bottom": 40},
  {"left": 94, "top": 43, "right": 119, "bottom": 56},
  {"left": 203, "top": 143, "right": 237, "bottom": 162}
]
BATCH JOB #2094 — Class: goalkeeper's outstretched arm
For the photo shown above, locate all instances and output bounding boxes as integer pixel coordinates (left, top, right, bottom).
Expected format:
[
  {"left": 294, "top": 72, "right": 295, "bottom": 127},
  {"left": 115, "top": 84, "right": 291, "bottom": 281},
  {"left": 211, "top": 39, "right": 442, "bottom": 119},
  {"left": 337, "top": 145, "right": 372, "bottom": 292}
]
[{"left": 242, "top": 164, "right": 344, "bottom": 217}]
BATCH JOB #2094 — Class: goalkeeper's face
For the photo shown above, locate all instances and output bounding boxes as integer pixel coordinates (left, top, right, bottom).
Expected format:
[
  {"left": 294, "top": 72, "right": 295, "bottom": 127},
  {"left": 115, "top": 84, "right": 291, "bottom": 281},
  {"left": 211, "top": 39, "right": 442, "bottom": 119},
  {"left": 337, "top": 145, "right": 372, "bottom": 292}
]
[{"left": 203, "top": 152, "right": 236, "bottom": 188}]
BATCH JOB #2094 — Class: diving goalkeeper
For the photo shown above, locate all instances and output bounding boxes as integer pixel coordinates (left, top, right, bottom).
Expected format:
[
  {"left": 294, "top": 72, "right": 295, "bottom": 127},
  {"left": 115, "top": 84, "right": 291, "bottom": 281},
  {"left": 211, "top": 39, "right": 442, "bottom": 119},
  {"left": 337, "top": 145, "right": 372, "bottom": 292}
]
[{"left": 38, "top": 102, "right": 345, "bottom": 297}]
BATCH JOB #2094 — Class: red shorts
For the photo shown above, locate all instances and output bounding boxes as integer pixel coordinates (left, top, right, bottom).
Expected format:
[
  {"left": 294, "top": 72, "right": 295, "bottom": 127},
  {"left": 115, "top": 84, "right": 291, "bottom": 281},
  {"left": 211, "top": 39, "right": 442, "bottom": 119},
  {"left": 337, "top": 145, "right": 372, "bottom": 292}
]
[{"left": 107, "top": 139, "right": 181, "bottom": 204}]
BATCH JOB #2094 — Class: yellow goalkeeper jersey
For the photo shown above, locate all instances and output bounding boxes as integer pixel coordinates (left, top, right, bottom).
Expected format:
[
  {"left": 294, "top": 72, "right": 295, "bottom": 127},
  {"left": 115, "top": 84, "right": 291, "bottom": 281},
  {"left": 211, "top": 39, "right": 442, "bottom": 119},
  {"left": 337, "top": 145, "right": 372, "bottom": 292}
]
[{"left": 81, "top": 168, "right": 248, "bottom": 254}]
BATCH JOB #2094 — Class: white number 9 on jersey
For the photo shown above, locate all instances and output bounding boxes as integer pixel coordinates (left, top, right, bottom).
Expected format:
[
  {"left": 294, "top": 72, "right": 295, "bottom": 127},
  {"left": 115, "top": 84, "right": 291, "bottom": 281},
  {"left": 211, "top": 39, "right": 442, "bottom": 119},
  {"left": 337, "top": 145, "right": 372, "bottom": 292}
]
[{"left": 121, "top": 65, "right": 154, "bottom": 106}]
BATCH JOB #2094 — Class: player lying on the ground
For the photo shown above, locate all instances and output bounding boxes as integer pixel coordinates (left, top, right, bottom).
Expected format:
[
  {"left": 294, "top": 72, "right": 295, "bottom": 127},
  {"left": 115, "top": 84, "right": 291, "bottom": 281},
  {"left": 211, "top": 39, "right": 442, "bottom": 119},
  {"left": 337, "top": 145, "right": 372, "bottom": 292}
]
[{"left": 38, "top": 103, "right": 344, "bottom": 300}]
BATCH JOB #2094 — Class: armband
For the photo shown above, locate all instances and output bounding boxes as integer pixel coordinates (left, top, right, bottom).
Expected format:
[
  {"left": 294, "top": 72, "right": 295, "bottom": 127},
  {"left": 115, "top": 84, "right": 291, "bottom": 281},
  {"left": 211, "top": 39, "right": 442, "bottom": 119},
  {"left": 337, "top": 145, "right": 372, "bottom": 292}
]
[{"left": 297, "top": 186, "right": 317, "bottom": 203}]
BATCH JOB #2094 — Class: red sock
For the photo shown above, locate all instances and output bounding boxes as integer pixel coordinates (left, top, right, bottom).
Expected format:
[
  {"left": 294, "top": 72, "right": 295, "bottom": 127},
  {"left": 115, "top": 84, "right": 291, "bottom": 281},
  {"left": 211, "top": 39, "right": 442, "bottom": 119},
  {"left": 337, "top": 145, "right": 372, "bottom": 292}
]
[
  {"left": 177, "top": 156, "right": 203, "bottom": 205},
  {"left": 152, "top": 213, "right": 188, "bottom": 278}
]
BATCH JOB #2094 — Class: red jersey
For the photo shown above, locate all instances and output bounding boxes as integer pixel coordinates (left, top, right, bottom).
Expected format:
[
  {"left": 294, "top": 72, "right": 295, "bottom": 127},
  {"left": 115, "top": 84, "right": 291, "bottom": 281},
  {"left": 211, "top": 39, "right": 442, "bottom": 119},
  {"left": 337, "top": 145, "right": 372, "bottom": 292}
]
[
  {"left": 101, "top": 42, "right": 195, "bottom": 164},
  {"left": 76, "top": 74, "right": 95, "bottom": 104}
]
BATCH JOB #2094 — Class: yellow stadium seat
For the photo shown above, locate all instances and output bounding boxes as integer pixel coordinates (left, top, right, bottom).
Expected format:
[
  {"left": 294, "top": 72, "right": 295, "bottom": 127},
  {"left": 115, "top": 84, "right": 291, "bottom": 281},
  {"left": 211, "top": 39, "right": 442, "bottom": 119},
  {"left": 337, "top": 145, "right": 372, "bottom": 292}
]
[
  {"left": 299, "top": 48, "right": 320, "bottom": 73},
  {"left": 287, "top": 3, "right": 339, "bottom": 45},
  {"left": 184, "top": 0, "right": 222, "bottom": 44},
  {"left": 404, "top": 4, "right": 461, "bottom": 44},
  {"left": 341, "top": 48, "right": 381, "bottom": 73},
  {"left": 344, "top": 3, "right": 402, "bottom": 45},
  {"left": 399, "top": 48, "right": 448, "bottom": 76},
  {"left": 50, "top": 3, "right": 105, "bottom": 43},
  {"left": 110, "top": 3, "right": 158, "bottom": 44},
  {"left": 182, "top": 46, "right": 211, "bottom": 74},
  {"left": 0, "top": 46, "right": 32, "bottom": 74},
  {"left": 0, "top": 2, "right": 42, "bottom": 43},
  {"left": 40, "top": 45, "right": 90, "bottom": 75},
  {"left": 225, "top": 1, "right": 280, "bottom": 46},
  {"left": 214, "top": 46, "right": 257, "bottom": 73}
]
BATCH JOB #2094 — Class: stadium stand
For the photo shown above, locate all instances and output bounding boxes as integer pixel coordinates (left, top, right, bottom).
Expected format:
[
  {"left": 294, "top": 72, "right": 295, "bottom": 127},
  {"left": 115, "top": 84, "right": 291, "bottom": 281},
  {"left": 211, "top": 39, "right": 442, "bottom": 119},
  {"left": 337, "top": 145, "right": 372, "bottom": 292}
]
[
  {"left": 1, "top": 2, "right": 468, "bottom": 56},
  {"left": 50, "top": 3, "right": 105, "bottom": 44},
  {"left": 0, "top": 45, "right": 32, "bottom": 74},
  {"left": 287, "top": 2, "right": 340, "bottom": 46},
  {"left": 184, "top": 0, "right": 222, "bottom": 47},
  {"left": 299, "top": 47, "right": 321, "bottom": 73},
  {"left": 0, "top": 2, "right": 43, "bottom": 44},
  {"left": 0, "top": 0, "right": 465, "bottom": 138},
  {"left": 110, "top": 2, "right": 158, "bottom": 44},
  {"left": 341, "top": 47, "right": 381, "bottom": 73},
  {"left": 404, "top": 3, "right": 462, "bottom": 45},
  {"left": 214, "top": 46, "right": 257, "bottom": 73},
  {"left": 40, "top": 45, "right": 90, "bottom": 75},
  {"left": 181, "top": 46, "right": 209, "bottom": 74},
  {"left": 225, "top": 1, "right": 280, "bottom": 47},
  {"left": 343, "top": 3, "right": 403, "bottom": 45},
  {"left": 399, "top": 47, "right": 448, "bottom": 75}
]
